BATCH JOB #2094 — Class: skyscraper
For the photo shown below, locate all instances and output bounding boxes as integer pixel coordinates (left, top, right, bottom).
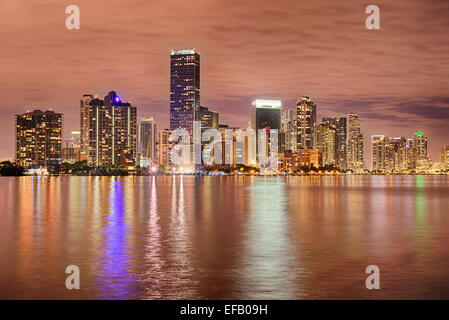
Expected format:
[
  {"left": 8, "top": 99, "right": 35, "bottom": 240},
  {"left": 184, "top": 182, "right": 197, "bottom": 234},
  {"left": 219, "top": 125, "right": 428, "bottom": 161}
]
[
  {"left": 371, "top": 135, "right": 385, "bottom": 171},
  {"left": 250, "top": 99, "right": 282, "bottom": 131},
  {"left": 296, "top": 96, "right": 316, "bottom": 150},
  {"left": 250, "top": 99, "right": 282, "bottom": 159},
  {"left": 316, "top": 124, "right": 336, "bottom": 166},
  {"left": 170, "top": 49, "right": 200, "bottom": 134},
  {"left": 15, "top": 109, "right": 62, "bottom": 168},
  {"left": 281, "top": 109, "right": 295, "bottom": 152},
  {"left": 347, "top": 113, "right": 364, "bottom": 171},
  {"left": 322, "top": 117, "right": 347, "bottom": 170},
  {"left": 80, "top": 90, "right": 137, "bottom": 167},
  {"left": 139, "top": 117, "right": 158, "bottom": 165},
  {"left": 158, "top": 129, "right": 173, "bottom": 167},
  {"left": 439, "top": 145, "right": 449, "bottom": 170},
  {"left": 413, "top": 130, "right": 428, "bottom": 158}
]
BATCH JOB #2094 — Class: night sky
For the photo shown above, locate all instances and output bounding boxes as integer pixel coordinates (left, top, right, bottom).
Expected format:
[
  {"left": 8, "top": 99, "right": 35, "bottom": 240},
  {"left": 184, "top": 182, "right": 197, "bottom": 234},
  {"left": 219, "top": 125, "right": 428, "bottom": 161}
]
[{"left": 1, "top": 0, "right": 449, "bottom": 162}]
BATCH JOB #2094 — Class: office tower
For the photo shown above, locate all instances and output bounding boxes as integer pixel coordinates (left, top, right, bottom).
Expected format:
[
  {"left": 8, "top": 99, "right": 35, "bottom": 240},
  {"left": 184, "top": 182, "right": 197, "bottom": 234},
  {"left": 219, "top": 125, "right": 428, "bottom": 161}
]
[
  {"left": 250, "top": 99, "right": 282, "bottom": 161},
  {"left": 439, "top": 146, "right": 449, "bottom": 170},
  {"left": 139, "top": 117, "right": 158, "bottom": 165},
  {"left": 15, "top": 109, "right": 62, "bottom": 168},
  {"left": 296, "top": 96, "right": 316, "bottom": 150},
  {"left": 371, "top": 135, "right": 385, "bottom": 171},
  {"left": 251, "top": 99, "right": 282, "bottom": 131},
  {"left": 79, "top": 90, "right": 137, "bottom": 167},
  {"left": 316, "top": 124, "right": 336, "bottom": 166},
  {"left": 170, "top": 49, "right": 200, "bottom": 134},
  {"left": 197, "top": 106, "right": 219, "bottom": 129},
  {"left": 71, "top": 131, "right": 81, "bottom": 149},
  {"left": 347, "top": 113, "right": 364, "bottom": 171},
  {"left": 158, "top": 129, "right": 173, "bottom": 167},
  {"left": 281, "top": 109, "right": 295, "bottom": 152},
  {"left": 322, "top": 117, "right": 347, "bottom": 170}
]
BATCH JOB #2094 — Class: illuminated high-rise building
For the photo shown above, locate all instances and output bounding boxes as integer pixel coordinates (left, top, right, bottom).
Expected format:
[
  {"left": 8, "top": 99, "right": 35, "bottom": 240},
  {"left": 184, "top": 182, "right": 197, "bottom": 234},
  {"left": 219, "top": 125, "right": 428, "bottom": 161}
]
[
  {"left": 251, "top": 99, "right": 282, "bottom": 131},
  {"left": 197, "top": 106, "right": 219, "bottom": 129},
  {"left": 80, "top": 90, "right": 137, "bottom": 167},
  {"left": 439, "top": 145, "right": 449, "bottom": 170},
  {"left": 347, "top": 113, "right": 364, "bottom": 171},
  {"left": 413, "top": 130, "right": 428, "bottom": 157},
  {"left": 385, "top": 137, "right": 408, "bottom": 172},
  {"left": 15, "top": 109, "right": 62, "bottom": 169},
  {"left": 316, "top": 124, "right": 336, "bottom": 166},
  {"left": 281, "top": 109, "right": 295, "bottom": 152},
  {"left": 250, "top": 99, "right": 282, "bottom": 160},
  {"left": 170, "top": 49, "right": 200, "bottom": 134},
  {"left": 296, "top": 96, "right": 316, "bottom": 150},
  {"left": 139, "top": 117, "right": 158, "bottom": 165},
  {"left": 371, "top": 135, "right": 385, "bottom": 171},
  {"left": 71, "top": 131, "right": 81, "bottom": 149},
  {"left": 371, "top": 135, "right": 407, "bottom": 172},
  {"left": 322, "top": 117, "right": 347, "bottom": 170},
  {"left": 158, "top": 129, "right": 173, "bottom": 167}
]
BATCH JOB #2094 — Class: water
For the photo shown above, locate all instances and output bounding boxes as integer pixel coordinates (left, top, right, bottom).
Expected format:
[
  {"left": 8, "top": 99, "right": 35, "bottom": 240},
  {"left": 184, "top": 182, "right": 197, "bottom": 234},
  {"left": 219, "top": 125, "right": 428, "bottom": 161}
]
[{"left": 0, "top": 175, "right": 449, "bottom": 299}]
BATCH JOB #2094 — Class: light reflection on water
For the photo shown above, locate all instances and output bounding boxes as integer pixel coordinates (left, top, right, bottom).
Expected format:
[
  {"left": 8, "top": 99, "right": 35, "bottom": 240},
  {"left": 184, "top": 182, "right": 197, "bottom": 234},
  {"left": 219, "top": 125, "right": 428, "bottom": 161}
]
[{"left": 1, "top": 176, "right": 449, "bottom": 299}]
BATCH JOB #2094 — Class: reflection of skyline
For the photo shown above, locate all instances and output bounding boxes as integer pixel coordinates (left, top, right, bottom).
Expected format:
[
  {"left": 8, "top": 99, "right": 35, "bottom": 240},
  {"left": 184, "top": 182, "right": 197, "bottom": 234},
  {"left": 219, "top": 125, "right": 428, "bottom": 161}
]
[{"left": 1, "top": 176, "right": 449, "bottom": 299}]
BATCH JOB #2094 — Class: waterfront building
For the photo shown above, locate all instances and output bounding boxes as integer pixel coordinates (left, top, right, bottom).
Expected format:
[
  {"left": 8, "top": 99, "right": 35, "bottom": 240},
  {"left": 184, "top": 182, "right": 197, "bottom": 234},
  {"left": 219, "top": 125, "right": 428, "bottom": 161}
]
[
  {"left": 15, "top": 109, "right": 62, "bottom": 169},
  {"left": 170, "top": 49, "right": 200, "bottom": 135},
  {"left": 139, "top": 117, "right": 158, "bottom": 167},
  {"left": 250, "top": 99, "right": 282, "bottom": 162},
  {"left": 316, "top": 124, "right": 336, "bottom": 166},
  {"left": 158, "top": 129, "right": 173, "bottom": 167},
  {"left": 296, "top": 96, "right": 317, "bottom": 150},
  {"left": 197, "top": 106, "right": 219, "bottom": 129},
  {"left": 347, "top": 113, "right": 364, "bottom": 172},
  {"left": 439, "top": 145, "right": 449, "bottom": 170}
]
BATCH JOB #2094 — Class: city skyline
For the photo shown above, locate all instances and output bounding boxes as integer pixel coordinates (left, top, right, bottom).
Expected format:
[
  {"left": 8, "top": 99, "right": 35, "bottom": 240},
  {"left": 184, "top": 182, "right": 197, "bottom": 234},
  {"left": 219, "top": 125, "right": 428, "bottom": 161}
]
[{"left": 1, "top": 0, "right": 449, "bottom": 164}]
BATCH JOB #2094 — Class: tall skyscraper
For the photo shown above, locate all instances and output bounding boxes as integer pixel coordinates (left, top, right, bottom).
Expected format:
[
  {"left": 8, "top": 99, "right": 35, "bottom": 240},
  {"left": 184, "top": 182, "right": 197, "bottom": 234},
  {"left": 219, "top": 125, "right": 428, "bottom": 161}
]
[
  {"left": 15, "top": 109, "right": 62, "bottom": 168},
  {"left": 371, "top": 135, "right": 407, "bottom": 172},
  {"left": 322, "top": 117, "right": 347, "bottom": 170},
  {"left": 250, "top": 99, "right": 282, "bottom": 159},
  {"left": 71, "top": 131, "right": 81, "bottom": 149},
  {"left": 347, "top": 113, "right": 364, "bottom": 171},
  {"left": 371, "top": 135, "right": 385, "bottom": 171},
  {"left": 158, "top": 129, "right": 173, "bottom": 167},
  {"left": 80, "top": 94, "right": 93, "bottom": 160},
  {"left": 316, "top": 124, "right": 336, "bottom": 166},
  {"left": 80, "top": 90, "right": 137, "bottom": 167},
  {"left": 139, "top": 117, "right": 158, "bottom": 164},
  {"left": 197, "top": 106, "right": 219, "bottom": 129},
  {"left": 170, "top": 49, "right": 200, "bottom": 134},
  {"left": 296, "top": 96, "right": 316, "bottom": 150}
]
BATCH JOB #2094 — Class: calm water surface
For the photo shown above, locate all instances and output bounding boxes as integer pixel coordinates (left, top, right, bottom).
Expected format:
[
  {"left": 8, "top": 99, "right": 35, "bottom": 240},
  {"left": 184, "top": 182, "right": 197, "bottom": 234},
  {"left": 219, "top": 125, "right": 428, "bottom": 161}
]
[{"left": 1, "top": 175, "right": 449, "bottom": 299}]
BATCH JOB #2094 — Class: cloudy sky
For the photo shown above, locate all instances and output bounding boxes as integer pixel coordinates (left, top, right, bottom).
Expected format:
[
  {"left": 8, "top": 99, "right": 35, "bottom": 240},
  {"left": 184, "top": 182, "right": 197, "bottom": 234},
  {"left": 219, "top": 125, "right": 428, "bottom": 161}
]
[{"left": 1, "top": 0, "right": 449, "bottom": 162}]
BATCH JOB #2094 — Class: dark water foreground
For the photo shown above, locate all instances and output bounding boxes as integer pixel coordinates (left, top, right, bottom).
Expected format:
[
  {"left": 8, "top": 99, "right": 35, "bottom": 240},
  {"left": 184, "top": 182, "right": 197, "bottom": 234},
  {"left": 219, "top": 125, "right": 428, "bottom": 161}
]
[{"left": 1, "top": 175, "right": 449, "bottom": 299}]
